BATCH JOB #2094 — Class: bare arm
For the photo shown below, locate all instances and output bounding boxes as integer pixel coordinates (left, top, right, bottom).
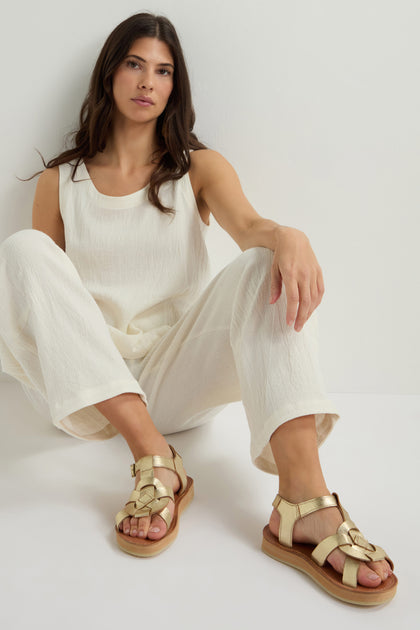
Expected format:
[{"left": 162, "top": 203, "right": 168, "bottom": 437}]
[
  {"left": 190, "top": 149, "right": 263, "bottom": 251},
  {"left": 32, "top": 166, "right": 66, "bottom": 251},
  {"left": 193, "top": 149, "right": 324, "bottom": 332}
]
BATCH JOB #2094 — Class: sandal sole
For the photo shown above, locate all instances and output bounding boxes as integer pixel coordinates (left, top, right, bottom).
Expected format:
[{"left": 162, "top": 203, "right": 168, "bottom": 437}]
[
  {"left": 261, "top": 525, "right": 398, "bottom": 606},
  {"left": 115, "top": 475, "right": 194, "bottom": 557}
]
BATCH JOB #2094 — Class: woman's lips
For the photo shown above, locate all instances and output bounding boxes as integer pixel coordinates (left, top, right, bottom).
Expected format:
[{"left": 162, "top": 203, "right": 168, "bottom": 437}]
[{"left": 132, "top": 99, "right": 153, "bottom": 107}]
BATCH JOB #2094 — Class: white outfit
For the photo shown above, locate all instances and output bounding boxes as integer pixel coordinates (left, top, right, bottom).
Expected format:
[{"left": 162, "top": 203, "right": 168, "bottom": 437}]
[{"left": 0, "top": 159, "right": 340, "bottom": 474}]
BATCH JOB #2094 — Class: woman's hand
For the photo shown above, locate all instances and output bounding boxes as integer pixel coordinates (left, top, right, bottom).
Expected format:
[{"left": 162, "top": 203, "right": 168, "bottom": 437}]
[
  {"left": 269, "top": 227, "right": 325, "bottom": 332},
  {"left": 188, "top": 150, "right": 325, "bottom": 331}
]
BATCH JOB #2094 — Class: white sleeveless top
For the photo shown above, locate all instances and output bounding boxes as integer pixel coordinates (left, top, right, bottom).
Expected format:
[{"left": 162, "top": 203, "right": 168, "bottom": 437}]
[{"left": 58, "top": 159, "right": 211, "bottom": 360}]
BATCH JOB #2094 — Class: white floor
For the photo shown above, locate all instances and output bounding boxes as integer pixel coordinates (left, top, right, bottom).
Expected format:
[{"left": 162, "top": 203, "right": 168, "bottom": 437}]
[{"left": 0, "top": 382, "right": 418, "bottom": 629}]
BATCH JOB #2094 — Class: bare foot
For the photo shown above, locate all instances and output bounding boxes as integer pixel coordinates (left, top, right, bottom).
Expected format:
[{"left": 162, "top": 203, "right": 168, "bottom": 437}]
[
  {"left": 269, "top": 493, "right": 393, "bottom": 588},
  {"left": 118, "top": 443, "right": 181, "bottom": 540}
]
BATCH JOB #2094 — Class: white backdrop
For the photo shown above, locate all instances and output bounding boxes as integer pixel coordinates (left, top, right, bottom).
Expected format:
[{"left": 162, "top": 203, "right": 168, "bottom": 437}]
[{"left": 0, "top": 0, "right": 418, "bottom": 394}]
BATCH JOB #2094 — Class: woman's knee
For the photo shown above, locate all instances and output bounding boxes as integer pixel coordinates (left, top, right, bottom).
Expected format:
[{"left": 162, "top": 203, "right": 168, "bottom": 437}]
[
  {"left": 238, "top": 246, "right": 273, "bottom": 277},
  {"left": 0, "top": 229, "right": 56, "bottom": 269}
]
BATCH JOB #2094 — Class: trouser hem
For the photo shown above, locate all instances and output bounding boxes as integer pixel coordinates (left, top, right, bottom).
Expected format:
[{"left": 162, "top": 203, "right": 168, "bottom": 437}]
[
  {"left": 51, "top": 379, "right": 146, "bottom": 425},
  {"left": 250, "top": 399, "right": 341, "bottom": 475}
]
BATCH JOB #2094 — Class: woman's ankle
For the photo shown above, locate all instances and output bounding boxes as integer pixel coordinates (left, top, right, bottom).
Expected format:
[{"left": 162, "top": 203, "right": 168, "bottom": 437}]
[
  {"left": 129, "top": 433, "right": 172, "bottom": 462},
  {"left": 277, "top": 475, "right": 330, "bottom": 503}
]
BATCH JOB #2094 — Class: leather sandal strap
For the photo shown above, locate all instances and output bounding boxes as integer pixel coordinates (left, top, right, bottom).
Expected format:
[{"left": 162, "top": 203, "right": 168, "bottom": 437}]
[
  {"left": 313, "top": 533, "right": 392, "bottom": 588},
  {"left": 130, "top": 444, "right": 188, "bottom": 494},
  {"left": 272, "top": 490, "right": 395, "bottom": 588},
  {"left": 115, "top": 444, "right": 188, "bottom": 530},
  {"left": 115, "top": 502, "right": 173, "bottom": 530},
  {"left": 342, "top": 556, "right": 360, "bottom": 587},
  {"left": 311, "top": 533, "right": 342, "bottom": 565},
  {"left": 115, "top": 476, "right": 175, "bottom": 529},
  {"left": 157, "top": 506, "right": 172, "bottom": 529},
  {"left": 272, "top": 493, "right": 338, "bottom": 547},
  {"left": 309, "top": 493, "right": 394, "bottom": 588}
]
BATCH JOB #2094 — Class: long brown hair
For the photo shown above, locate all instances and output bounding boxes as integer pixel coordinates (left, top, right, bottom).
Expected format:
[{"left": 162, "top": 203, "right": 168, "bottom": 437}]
[{"left": 26, "top": 12, "right": 208, "bottom": 215}]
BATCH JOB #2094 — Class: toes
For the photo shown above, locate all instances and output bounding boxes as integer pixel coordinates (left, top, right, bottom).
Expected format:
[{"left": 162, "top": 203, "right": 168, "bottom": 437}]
[
  {"left": 120, "top": 517, "right": 131, "bottom": 535},
  {"left": 119, "top": 515, "right": 151, "bottom": 537},
  {"left": 357, "top": 562, "right": 384, "bottom": 587},
  {"left": 134, "top": 515, "right": 150, "bottom": 537},
  {"left": 147, "top": 514, "right": 168, "bottom": 539},
  {"left": 129, "top": 516, "right": 139, "bottom": 537},
  {"left": 327, "top": 550, "right": 391, "bottom": 588},
  {"left": 366, "top": 559, "right": 392, "bottom": 581},
  {"left": 118, "top": 513, "right": 168, "bottom": 539}
]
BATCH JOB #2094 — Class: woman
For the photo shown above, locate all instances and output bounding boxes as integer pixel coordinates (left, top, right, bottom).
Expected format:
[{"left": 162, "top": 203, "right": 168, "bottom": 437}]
[{"left": 0, "top": 12, "right": 396, "bottom": 605}]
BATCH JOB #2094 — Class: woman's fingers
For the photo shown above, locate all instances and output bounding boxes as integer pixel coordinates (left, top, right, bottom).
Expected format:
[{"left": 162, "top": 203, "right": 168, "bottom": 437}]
[
  {"left": 284, "top": 267, "right": 323, "bottom": 331},
  {"left": 306, "top": 271, "right": 324, "bottom": 321},
  {"left": 317, "top": 266, "right": 325, "bottom": 297},
  {"left": 283, "top": 276, "right": 300, "bottom": 327},
  {"left": 294, "top": 277, "right": 311, "bottom": 332},
  {"left": 270, "top": 228, "right": 325, "bottom": 330},
  {"left": 269, "top": 260, "right": 283, "bottom": 304}
]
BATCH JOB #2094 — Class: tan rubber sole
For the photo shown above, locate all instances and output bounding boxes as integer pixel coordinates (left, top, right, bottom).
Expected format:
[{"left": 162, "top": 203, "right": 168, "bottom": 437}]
[
  {"left": 115, "top": 476, "right": 194, "bottom": 557},
  {"left": 261, "top": 525, "right": 398, "bottom": 606}
]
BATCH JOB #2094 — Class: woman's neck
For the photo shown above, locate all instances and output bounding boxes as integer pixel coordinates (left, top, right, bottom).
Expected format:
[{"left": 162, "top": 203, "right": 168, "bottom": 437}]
[{"left": 100, "top": 115, "right": 160, "bottom": 173}]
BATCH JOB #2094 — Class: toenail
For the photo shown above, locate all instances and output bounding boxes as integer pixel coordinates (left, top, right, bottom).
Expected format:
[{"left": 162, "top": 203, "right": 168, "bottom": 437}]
[
  {"left": 368, "top": 573, "right": 379, "bottom": 581},
  {"left": 132, "top": 529, "right": 137, "bottom": 535},
  {"left": 139, "top": 530, "right": 145, "bottom": 537},
  {"left": 150, "top": 527, "right": 160, "bottom": 533}
]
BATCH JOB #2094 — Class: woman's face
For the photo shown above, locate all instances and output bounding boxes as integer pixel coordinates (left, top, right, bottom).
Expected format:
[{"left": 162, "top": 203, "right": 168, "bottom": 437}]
[{"left": 112, "top": 37, "right": 174, "bottom": 125}]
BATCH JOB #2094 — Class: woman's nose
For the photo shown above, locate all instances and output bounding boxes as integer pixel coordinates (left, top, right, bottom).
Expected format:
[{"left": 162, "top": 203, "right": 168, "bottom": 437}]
[{"left": 138, "top": 70, "right": 153, "bottom": 90}]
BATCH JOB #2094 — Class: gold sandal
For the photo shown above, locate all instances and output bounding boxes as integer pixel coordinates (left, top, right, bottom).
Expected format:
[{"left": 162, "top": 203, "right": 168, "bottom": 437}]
[
  {"left": 261, "top": 492, "right": 397, "bottom": 606},
  {"left": 114, "top": 444, "right": 194, "bottom": 557}
]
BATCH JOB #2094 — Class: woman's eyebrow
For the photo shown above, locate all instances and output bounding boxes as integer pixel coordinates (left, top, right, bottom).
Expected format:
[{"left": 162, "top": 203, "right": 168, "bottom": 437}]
[{"left": 126, "top": 54, "right": 174, "bottom": 69}]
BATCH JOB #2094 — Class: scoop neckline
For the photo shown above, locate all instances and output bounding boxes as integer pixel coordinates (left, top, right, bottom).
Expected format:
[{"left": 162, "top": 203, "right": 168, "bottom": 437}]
[{"left": 79, "top": 160, "right": 150, "bottom": 208}]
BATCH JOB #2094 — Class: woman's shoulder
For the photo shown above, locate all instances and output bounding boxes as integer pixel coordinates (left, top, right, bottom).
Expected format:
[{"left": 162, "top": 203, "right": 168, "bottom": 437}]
[
  {"left": 190, "top": 148, "right": 225, "bottom": 167},
  {"left": 189, "top": 148, "right": 231, "bottom": 192},
  {"left": 38, "top": 161, "right": 77, "bottom": 183},
  {"left": 36, "top": 165, "right": 60, "bottom": 189}
]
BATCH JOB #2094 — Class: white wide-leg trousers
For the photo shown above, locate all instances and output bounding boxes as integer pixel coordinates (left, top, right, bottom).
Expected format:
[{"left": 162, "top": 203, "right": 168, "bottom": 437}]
[{"left": 0, "top": 229, "right": 340, "bottom": 474}]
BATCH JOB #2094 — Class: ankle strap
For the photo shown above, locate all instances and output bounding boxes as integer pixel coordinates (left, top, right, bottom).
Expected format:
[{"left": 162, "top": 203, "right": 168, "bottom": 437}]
[
  {"left": 272, "top": 493, "right": 338, "bottom": 547},
  {"left": 130, "top": 444, "right": 188, "bottom": 493}
]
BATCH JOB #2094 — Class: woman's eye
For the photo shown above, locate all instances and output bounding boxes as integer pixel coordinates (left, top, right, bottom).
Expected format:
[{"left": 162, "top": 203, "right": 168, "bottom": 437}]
[{"left": 125, "top": 60, "right": 171, "bottom": 75}]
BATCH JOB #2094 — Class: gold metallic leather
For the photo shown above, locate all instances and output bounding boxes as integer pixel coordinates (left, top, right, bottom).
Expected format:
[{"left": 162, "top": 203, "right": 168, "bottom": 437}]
[
  {"left": 272, "top": 491, "right": 394, "bottom": 588},
  {"left": 272, "top": 493, "right": 338, "bottom": 548},
  {"left": 115, "top": 444, "right": 187, "bottom": 531}
]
